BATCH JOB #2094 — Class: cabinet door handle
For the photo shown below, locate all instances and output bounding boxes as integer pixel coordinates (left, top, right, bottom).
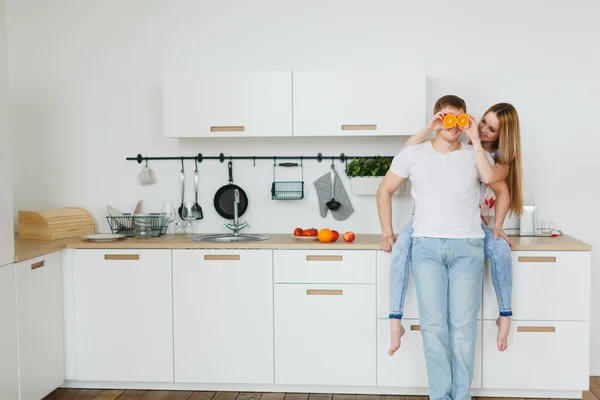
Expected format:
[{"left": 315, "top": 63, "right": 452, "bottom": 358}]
[
  {"left": 517, "top": 256, "right": 556, "bottom": 263},
  {"left": 306, "top": 289, "right": 343, "bottom": 296},
  {"left": 31, "top": 260, "right": 45, "bottom": 270},
  {"left": 204, "top": 255, "right": 240, "bottom": 261},
  {"left": 341, "top": 124, "right": 377, "bottom": 131},
  {"left": 306, "top": 255, "right": 343, "bottom": 262},
  {"left": 410, "top": 325, "right": 420, "bottom": 331},
  {"left": 517, "top": 326, "right": 555, "bottom": 333},
  {"left": 104, "top": 254, "right": 140, "bottom": 261},
  {"left": 210, "top": 126, "right": 245, "bottom": 132}
]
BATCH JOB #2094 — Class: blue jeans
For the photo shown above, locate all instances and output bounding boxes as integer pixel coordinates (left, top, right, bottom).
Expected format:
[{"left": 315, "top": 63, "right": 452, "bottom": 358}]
[
  {"left": 411, "top": 237, "right": 484, "bottom": 400},
  {"left": 389, "top": 221, "right": 513, "bottom": 319}
]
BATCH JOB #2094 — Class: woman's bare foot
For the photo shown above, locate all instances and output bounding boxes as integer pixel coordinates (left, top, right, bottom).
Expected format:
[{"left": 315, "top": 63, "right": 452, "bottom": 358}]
[
  {"left": 389, "top": 319, "right": 406, "bottom": 356},
  {"left": 496, "top": 316, "right": 511, "bottom": 351}
]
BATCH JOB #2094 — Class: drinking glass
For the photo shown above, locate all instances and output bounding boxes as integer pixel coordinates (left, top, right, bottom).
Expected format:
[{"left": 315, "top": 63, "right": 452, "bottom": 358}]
[
  {"left": 182, "top": 201, "right": 198, "bottom": 234},
  {"left": 161, "top": 202, "right": 176, "bottom": 236}
]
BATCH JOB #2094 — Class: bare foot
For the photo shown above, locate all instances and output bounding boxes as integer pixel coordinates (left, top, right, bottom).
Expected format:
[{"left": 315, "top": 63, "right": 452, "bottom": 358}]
[
  {"left": 496, "top": 316, "right": 511, "bottom": 352},
  {"left": 389, "top": 319, "right": 406, "bottom": 356}
]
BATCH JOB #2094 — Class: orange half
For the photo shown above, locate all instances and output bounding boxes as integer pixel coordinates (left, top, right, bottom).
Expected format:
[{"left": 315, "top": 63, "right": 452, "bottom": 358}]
[
  {"left": 457, "top": 114, "right": 469, "bottom": 128},
  {"left": 443, "top": 114, "right": 457, "bottom": 128}
]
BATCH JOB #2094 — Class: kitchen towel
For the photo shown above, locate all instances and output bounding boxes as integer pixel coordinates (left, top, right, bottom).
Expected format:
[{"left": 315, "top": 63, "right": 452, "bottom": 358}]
[{"left": 313, "top": 169, "right": 354, "bottom": 221}]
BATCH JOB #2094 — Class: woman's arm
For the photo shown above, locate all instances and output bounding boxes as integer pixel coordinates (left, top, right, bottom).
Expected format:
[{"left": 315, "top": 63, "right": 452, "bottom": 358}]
[
  {"left": 466, "top": 115, "right": 510, "bottom": 185},
  {"left": 404, "top": 111, "right": 445, "bottom": 148}
]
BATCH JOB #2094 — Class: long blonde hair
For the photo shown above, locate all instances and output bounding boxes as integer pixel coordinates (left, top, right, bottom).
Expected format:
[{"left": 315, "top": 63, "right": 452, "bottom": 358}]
[{"left": 485, "top": 103, "right": 523, "bottom": 216}]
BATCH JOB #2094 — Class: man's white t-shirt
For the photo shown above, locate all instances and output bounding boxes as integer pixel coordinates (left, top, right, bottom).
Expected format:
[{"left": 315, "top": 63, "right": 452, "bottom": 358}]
[{"left": 390, "top": 141, "right": 484, "bottom": 239}]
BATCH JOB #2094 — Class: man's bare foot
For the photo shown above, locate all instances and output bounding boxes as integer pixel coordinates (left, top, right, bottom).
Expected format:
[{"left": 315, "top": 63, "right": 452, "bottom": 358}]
[
  {"left": 389, "top": 319, "right": 406, "bottom": 356},
  {"left": 496, "top": 316, "right": 511, "bottom": 351}
]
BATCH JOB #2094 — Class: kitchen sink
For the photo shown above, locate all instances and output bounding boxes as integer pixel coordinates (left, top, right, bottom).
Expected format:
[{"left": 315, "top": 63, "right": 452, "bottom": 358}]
[{"left": 191, "top": 233, "right": 270, "bottom": 243}]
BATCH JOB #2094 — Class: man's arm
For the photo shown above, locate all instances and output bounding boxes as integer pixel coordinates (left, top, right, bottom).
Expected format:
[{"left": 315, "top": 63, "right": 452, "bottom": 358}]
[
  {"left": 404, "top": 111, "right": 445, "bottom": 148},
  {"left": 487, "top": 180, "right": 513, "bottom": 247},
  {"left": 376, "top": 170, "right": 407, "bottom": 252}
]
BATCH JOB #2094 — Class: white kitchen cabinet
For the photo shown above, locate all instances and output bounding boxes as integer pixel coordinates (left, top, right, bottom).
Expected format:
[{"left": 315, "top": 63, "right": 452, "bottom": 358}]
[
  {"left": 16, "top": 251, "right": 64, "bottom": 400},
  {"left": 377, "top": 319, "right": 482, "bottom": 388},
  {"left": 483, "top": 251, "right": 591, "bottom": 321},
  {"left": 274, "top": 283, "right": 376, "bottom": 386},
  {"left": 163, "top": 71, "right": 293, "bottom": 138},
  {"left": 293, "top": 70, "right": 426, "bottom": 137},
  {"left": 0, "top": 264, "right": 19, "bottom": 400},
  {"left": 482, "top": 320, "right": 589, "bottom": 390},
  {"left": 172, "top": 249, "right": 273, "bottom": 384},
  {"left": 274, "top": 249, "right": 375, "bottom": 284},
  {"left": 73, "top": 249, "right": 173, "bottom": 382}
]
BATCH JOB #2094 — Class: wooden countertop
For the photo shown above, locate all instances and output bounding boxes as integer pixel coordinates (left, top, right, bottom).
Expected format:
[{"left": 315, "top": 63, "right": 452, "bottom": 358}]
[{"left": 13, "top": 233, "right": 592, "bottom": 262}]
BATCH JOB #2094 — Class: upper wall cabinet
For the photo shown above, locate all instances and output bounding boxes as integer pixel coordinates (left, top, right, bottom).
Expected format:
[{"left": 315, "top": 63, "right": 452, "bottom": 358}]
[
  {"left": 293, "top": 70, "right": 426, "bottom": 137},
  {"left": 163, "top": 71, "right": 293, "bottom": 138}
]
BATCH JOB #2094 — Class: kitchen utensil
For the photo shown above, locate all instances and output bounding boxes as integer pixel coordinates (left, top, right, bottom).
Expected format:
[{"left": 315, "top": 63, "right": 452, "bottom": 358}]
[
  {"left": 326, "top": 164, "right": 341, "bottom": 210},
  {"left": 191, "top": 161, "right": 203, "bottom": 219},
  {"left": 132, "top": 199, "right": 143, "bottom": 215},
  {"left": 139, "top": 160, "right": 155, "bottom": 185},
  {"left": 106, "top": 206, "right": 124, "bottom": 216},
  {"left": 291, "top": 234, "right": 319, "bottom": 241},
  {"left": 271, "top": 162, "right": 304, "bottom": 200},
  {"left": 134, "top": 219, "right": 153, "bottom": 239},
  {"left": 214, "top": 161, "right": 249, "bottom": 220},
  {"left": 161, "top": 202, "right": 176, "bottom": 235},
  {"left": 81, "top": 233, "right": 127, "bottom": 242},
  {"left": 106, "top": 213, "right": 168, "bottom": 237},
  {"left": 177, "top": 166, "right": 185, "bottom": 220}
]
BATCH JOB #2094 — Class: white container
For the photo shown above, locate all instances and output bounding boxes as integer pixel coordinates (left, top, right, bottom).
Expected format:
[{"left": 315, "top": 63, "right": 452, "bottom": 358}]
[
  {"left": 349, "top": 176, "right": 409, "bottom": 196},
  {"left": 520, "top": 200, "right": 536, "bottom": 236}
]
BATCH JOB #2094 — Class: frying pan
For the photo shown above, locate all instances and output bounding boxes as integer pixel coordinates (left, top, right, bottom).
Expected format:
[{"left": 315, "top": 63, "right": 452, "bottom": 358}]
[{"left": 214, "top": 161, "right": 248, "bottom": 219}]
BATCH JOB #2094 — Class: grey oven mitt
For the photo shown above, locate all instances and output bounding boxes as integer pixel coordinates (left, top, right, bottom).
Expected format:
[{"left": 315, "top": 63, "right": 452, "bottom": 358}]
[{"left": 313, "top": 169, "right": 354, "bottom": 221}]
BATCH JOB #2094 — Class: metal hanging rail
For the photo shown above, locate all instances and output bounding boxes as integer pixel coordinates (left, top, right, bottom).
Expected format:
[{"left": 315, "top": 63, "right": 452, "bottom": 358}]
[{"left": 126, "top": 153, "right": 393, "bottom": 165}]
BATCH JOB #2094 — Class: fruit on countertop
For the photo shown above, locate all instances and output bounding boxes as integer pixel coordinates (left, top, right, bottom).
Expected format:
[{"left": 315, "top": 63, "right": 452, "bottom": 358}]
[
  {"left": 343, "top": 231, "right": 355, "bottom": 243},
  {"left": 294, "top": 227, "right": 318, "bottom": 237},
  {"left": 331, "top": 230, "right": 339, "bottom": 242},
  {"left": 318, "top": 228, "right": 334, "bottom": 243}
]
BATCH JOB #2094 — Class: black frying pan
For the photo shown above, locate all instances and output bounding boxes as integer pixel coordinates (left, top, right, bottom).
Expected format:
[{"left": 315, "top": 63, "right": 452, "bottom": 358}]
[{"left": 214, "top": 161, "right": 248, "bottom": 219}]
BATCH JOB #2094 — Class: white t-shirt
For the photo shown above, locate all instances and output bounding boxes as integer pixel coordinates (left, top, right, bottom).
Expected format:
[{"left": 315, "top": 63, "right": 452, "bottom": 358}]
[{"left": 390, "top": 141, "right": 484, "bottom": 239}]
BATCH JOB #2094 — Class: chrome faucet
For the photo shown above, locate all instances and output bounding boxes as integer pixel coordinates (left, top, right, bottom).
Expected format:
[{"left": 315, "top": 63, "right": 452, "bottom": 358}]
[{"left": 224, "top": 189, "right": 248, "bottom": 236}]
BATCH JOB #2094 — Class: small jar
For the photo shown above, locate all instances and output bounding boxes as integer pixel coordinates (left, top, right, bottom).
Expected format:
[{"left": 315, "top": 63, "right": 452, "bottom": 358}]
[
  {"left": 134, "top": 219, "right": 153, "bottom": 239},
  {"left": 174, "top": 222, "right": 185, "bottom": 235}
]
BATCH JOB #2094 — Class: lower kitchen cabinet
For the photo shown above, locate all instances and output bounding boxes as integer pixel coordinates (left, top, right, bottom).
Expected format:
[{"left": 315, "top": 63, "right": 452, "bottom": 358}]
[
  {"left": 16, "top": 252, "right": 64, "bottom": 400},
  {"left": 0, "top": 263, "right": 19, "bottom": 400},
  {"left": 73, "top": 249, "right": 173, "bottom": 382},
  {"left": 377, "top": 319, "right": 482, "bottom": 388},
  {"left": 274, "top": 283, "right": 376, "bottom": 386},
  {"left": 172, "top": 250, "right": 274, "bottom": 384},
  {"left": 482, "top": 320, "right": 589, "bottom": 390}
]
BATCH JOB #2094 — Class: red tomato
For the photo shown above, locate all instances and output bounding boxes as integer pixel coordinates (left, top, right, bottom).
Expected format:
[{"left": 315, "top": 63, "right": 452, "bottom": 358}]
[
  {"left": 294, "top": 228, "right": 303, "bottom": 236},
  {"left": 302, "top": 230, "right": 312, "bottom": 236}
]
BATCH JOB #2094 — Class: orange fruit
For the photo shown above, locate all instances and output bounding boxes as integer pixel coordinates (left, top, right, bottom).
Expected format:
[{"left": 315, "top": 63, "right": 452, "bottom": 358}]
[
  {"left": 443, "top": 114, "right": 457, "bottom": 128},
  {"left": 318, "top": 228, "right": 334, "bottom": 243},
  {"left": 456, "top": 114, "right": 469, "bottom": 128}
]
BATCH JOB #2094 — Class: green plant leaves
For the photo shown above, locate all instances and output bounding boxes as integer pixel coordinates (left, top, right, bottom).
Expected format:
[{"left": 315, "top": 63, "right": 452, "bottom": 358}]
[{"left": 345, "top": 156, "right": 392, "bottom": 177}]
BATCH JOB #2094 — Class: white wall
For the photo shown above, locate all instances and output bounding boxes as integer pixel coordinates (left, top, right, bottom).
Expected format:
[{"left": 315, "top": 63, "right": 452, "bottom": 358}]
[
  {"left": 5, "top": 0, "right": 600, "bottom": 373},
  {"left": 0, "top": 0, "right": 13, "bottom": 266}
]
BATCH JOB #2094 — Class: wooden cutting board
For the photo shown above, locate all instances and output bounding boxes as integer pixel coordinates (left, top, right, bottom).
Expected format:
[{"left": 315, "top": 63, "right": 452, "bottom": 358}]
[{"left": 18, "top": 207, "right": 95, "bottom": 240}]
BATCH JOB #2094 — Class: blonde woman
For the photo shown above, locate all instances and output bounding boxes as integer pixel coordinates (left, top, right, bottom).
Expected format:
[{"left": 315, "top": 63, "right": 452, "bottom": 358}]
[{"left": 383, "top": 100, "right": 523, "bottom": 355}]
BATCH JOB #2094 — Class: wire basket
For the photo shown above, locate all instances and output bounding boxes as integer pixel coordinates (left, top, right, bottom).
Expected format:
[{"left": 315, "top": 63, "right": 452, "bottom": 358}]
[
  {"left": 271, "top": 162, "right": 304, "bottom": 200},
  {"left": 106, "top": 213, "right": 168, "bottom": 237}
]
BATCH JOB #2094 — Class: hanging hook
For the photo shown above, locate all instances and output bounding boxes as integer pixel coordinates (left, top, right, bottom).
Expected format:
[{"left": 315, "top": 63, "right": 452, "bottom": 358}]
[
  {"left": 180, "top": 157, "right": 184, "bottom": 172},
  {"left": 273, "top": 156, "right": 276, "bottom": 166},
  {"left": 194, "top": 158, "right": 198, "bottom": 172},
  {"left": 300, "top": 156, "right": 303, "bottom": 166},
  {"left": 145, "top": 158, "right": 148, "bottom": 168},
  {"left": 331, "top": 156, "right": 335, "bottom": 169},
  {"left": 253, "top": 156, "right": 256, "bottom": 167}
]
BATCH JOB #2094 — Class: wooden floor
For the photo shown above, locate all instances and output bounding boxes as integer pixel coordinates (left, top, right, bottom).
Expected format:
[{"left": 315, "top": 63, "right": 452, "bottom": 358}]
[{"left": 44, "top": 377, "right": 600, "bottom": 400}]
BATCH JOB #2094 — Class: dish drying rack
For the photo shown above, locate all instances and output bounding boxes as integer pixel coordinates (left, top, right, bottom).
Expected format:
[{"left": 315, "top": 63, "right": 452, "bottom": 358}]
[{"left": 106, "top": 213, "right": 168, "bottom": 237}]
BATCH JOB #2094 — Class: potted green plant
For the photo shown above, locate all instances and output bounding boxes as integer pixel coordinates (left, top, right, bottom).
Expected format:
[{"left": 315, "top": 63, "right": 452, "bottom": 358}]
[{"left": 345, "top": 156, "right": 398, "bottom": 196}]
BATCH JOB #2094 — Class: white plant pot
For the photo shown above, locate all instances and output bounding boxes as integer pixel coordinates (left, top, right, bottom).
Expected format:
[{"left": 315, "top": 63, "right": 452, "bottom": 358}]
[{"left": 349, "top": 176, "right": 410, "bottom": 196}]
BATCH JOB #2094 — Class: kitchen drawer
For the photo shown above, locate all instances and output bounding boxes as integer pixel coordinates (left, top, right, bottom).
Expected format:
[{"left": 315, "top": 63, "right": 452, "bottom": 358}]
[
  {"left": 482, "top": 320, "right": 589, "bottom": 390},
  {"left": 483, "top": 251, "right": 591, "bottom": 321},
  {"left": 274, "top": 283, "right": 376, "bottom": 385},
  {"left": 274, "top": 250, "right": 375, "bottom": 283},
  {"left": 377, "top": 251, "right": 481, "bottom": 320},
  {"left": 377, "top": 319, "right": 482, "bottom": 388}
]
